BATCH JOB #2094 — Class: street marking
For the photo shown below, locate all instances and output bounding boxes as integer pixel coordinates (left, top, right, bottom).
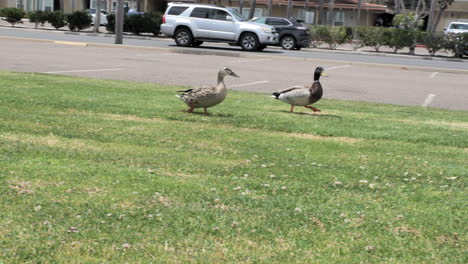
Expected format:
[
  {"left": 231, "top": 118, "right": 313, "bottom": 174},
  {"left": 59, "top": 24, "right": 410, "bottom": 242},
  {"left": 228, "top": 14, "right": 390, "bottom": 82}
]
[
  {"left": 327, "top": 65, "right": 351, "bottom": 70},
  {"left": 231, "top": 81, "right": 269, "bottom": 87},
  {"left": 43, "top": 68, "right": 124, "bottom": 74},
  {"left": 53, "top": 41, "right": 88, "bottom": 46},
  {"left": 422, "top": 93, "right": 436, "bottom": 107},
  {"left": 228, "top": 59, "right": 272, "bottom": 63},
  {"left": 429, "top": 72, "right": 439, "bottom": 78}
]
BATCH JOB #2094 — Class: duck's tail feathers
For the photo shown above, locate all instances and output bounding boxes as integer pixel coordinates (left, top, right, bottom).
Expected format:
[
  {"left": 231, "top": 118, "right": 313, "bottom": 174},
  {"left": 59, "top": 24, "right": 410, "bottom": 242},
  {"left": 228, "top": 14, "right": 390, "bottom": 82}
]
[{"left": 177, "top": 89, "right": 193, "bottom": 93}]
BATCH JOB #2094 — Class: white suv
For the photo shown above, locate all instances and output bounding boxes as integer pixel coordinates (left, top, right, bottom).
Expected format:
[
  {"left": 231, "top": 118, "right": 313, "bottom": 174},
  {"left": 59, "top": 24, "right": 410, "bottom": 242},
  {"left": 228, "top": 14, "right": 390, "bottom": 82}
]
[
  {"left": 444, "top": 22, "right": 468, "bottom": 34},
  {"left": 161, "top": 3, "right": 279, "bottom": 51}
]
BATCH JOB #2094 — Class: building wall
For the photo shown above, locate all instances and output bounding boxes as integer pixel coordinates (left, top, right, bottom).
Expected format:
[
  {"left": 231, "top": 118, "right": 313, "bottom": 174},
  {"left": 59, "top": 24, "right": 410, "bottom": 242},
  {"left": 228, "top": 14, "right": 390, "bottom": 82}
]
[
  {"left": 0, "top": 0, "right": 17, "bottom": 8},
  {"left": 435, "top": 1, "right": 468, "bottom": 31}
]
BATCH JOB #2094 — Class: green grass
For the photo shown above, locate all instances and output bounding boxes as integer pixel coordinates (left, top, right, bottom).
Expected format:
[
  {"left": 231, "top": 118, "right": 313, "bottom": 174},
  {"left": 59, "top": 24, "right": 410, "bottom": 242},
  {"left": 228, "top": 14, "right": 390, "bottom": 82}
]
[{"left": 0, "top": 71, "right": 466, "bottom": 263}]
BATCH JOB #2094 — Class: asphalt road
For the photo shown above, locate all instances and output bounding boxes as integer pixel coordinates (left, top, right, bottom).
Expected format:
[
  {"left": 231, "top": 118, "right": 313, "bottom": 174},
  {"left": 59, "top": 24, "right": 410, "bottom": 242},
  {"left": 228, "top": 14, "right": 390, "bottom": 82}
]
[
  {"left": 1, "top": 26, "right": 468, "bottom": 71},
  {"left": 1, "top": 29, "right": 468, "bottom": 110}
]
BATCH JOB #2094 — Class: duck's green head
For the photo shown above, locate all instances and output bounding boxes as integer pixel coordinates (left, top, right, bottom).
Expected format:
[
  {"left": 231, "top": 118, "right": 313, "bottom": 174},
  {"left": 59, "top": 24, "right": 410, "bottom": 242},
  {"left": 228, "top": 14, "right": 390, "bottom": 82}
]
[
  {"left": 314, "top": 67, "right": 327, "bottom": 81},
  {"left": 222, "top": 67, "right": 240, "bottom": 78}
]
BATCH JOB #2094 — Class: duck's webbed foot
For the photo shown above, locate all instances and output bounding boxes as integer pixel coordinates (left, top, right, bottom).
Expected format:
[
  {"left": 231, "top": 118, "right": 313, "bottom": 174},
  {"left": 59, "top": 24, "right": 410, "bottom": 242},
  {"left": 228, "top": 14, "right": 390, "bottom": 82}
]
[
  {"left": 305, "top": 106, "right": 321, "bottom": 112},
  {"left": 187, "top": 107, "right": 195, "bottom": 113}
]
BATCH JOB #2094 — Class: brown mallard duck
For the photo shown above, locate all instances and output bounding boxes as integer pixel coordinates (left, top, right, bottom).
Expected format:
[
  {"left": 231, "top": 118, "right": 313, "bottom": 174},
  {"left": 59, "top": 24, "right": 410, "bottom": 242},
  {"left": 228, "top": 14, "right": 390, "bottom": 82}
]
[
  {"left": 272, "top": 66, "right": 327, "bottom": 113},
  {"left": 176, "top": 67, "right": 239, "bottom": 114}
]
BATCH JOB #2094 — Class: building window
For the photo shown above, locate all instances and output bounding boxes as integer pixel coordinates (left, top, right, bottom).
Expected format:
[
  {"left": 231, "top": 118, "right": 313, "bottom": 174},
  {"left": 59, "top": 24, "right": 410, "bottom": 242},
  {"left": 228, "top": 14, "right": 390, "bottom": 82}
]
[
  {"left": 295, "top": 8, "right": 315, "bottom": 24},
  {"left": 334, "top": 10, "right": 344, "bottom": 26}
]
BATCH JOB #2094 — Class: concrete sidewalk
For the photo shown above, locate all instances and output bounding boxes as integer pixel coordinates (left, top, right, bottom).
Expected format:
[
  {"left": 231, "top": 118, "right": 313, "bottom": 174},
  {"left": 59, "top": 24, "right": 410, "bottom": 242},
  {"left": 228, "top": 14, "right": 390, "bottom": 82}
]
[{"left": 0, "top": 17, "right": 460, "bottom": 59}]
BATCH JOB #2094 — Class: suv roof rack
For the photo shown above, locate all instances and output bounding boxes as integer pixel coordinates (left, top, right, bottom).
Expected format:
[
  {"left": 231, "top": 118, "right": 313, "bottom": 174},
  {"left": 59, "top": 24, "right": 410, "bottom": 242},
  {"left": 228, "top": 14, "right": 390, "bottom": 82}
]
[{"left": 168, "top": 2, "right": 224, "bottom": 7}]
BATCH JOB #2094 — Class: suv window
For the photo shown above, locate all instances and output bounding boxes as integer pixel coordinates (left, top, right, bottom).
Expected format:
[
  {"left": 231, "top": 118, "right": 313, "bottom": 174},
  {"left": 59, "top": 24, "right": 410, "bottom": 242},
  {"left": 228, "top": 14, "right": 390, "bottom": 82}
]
[
  {"left": 267, "top": 18, "right": 290, "bottom": 26},
  {"left": 210, "top": 9, "right": 230, "bottom": 21},
  {"left": 190, "top": 7, "right": 210, "bottom": 19},
  {"left": 168, "top": 6, "right": 188, "bottom": 15},
  {"left": 252, "top": 18, "right": 266, "bottom": 24}
]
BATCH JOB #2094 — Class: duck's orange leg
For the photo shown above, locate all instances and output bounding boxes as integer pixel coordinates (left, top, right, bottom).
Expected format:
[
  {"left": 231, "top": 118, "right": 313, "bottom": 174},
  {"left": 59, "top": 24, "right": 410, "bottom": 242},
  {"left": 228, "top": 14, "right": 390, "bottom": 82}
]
[
  {"left": 187, "top": 106, "right": 194, "bottom": 113},
  {"left": 305, "top": 106, "right": 321, "bottom": 112},
  {"left": 290, "top": 105, "right": 295, "bottom": 112}
]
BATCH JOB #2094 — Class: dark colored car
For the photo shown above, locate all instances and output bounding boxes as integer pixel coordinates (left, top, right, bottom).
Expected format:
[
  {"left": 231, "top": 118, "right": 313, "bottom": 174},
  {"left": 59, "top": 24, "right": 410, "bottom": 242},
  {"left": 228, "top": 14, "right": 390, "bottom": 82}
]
[{"left": 250, "top": 17, "right": 310, "bottom": 50}]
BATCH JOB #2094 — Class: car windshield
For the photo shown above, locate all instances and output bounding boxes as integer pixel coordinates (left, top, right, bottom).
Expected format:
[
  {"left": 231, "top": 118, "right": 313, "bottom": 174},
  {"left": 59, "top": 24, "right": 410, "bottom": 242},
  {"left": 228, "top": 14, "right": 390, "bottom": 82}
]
[
  {"left": 226, "top": 8, "right": 246, "bottom": 21},
  {"left": 450, "top": 23, "right": 468, "bottom": 30}
]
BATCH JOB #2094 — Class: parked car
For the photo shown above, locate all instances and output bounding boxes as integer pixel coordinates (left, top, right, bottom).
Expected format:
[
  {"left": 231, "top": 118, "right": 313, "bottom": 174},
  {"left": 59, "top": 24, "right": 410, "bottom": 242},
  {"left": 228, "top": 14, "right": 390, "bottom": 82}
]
[
  {"left": 161, "top": 3, "right": 279, "bottom": 51},
  {"left": 444, "top": 22, "right": 468, "bottom": 34},
  {"left": 89, "top": 9, "right": 108, "bottom": 25},
  {"left": 250, "top": 16, "right": 310, "bottom": 50}
]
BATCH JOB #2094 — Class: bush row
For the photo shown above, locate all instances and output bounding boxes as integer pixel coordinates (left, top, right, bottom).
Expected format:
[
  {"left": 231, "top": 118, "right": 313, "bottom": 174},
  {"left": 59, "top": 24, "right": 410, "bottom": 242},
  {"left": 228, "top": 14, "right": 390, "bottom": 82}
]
[
  {"left": 310, "top": 25, "right": 468, "bottom": 57},
  {"left": 0, "top": 7, "right": 162, "bottom": 36},
  {"left": 1, "top": 8, "right": 91, "bottom": 31}
]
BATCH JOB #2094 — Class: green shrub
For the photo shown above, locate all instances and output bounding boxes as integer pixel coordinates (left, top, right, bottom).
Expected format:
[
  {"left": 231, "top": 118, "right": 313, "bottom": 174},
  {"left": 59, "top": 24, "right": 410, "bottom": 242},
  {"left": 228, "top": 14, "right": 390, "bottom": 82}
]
[
  {"left": 143, "top": 11, "right": 163, "bottom": 36},
  {"left": 105, "top": 13, "right": 115, "bottom": 32},
  {"left": 2, "top": 8, "right": 25, "bottom": 27},
  {"left": 66, "top": 10, "right": 92, "bottom": 31},
  {"left": 356, "top": 26, "right": 389, "bottom": 52},
  {"left": 419, "top": 32, "right": 447, "bottom": 56},
  {"left": 445, "top": 33, "right": 468, "bottom": 57},
  {"left": 126, "top": 14, "right": 146, "bottom": 34},
  {"left": 386, "top": 28, "right": 417, "bottom": 53},
  {"left": 47, "top": 10, "right": 66, "bottom": 29},
  {"left": 0, "top": 8, "right": 4, "bottom": 17},
  {"left": 312, "top": 25, "right": 348, "bottom": 49},
  {"left": 106, "top": 12, "right": 162, "bottom": 36},
  {"left": 28, "top": 10, "right": 48, "bottom": 29}
]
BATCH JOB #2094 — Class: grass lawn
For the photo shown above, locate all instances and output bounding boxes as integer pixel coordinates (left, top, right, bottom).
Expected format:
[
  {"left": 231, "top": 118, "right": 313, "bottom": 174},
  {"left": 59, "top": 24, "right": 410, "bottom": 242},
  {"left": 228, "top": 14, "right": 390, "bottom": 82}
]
[{"left": 0, "top": 71, "right": 466, "bottom": 263}]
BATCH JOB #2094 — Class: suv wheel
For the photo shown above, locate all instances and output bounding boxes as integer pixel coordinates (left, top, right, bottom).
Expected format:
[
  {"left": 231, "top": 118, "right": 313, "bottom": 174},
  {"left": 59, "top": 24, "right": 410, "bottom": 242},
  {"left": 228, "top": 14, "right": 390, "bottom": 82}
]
[
  {"left": 174, "top": 28, "right": 193, "bottom": 47},
  {"left": 240, "top": 33, "right": 259, "bottom": 51},
  {"left": 281, "top": 36, "right": 296, "bottom": 50}
]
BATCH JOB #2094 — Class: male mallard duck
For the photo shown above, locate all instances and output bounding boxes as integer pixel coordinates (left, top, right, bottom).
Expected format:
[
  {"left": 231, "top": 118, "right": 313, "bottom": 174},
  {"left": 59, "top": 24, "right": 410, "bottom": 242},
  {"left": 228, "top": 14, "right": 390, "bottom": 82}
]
[
  {"left": 176, "top": 67, "right": 239, "bottom": 114},
  {"left": 272, "top": 66, "right": 327, "bottom": 113}
]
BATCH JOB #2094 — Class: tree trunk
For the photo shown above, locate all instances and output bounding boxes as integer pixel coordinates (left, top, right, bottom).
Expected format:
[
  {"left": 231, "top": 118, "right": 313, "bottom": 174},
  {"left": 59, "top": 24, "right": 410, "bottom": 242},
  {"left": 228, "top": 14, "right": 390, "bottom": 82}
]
[
  {"left": 248, "top": 0, "right": 256, "bottom": 19},
  {"left": 268, "top": 0, "right": 272, "bottom": 16},
  {"left": 287, "top": 0, "right": 292, "bottom": 18},
  {"left": 115, "top": 0, "right": 124, "bottom": 44},
  {"left": 356, "top": 0, "right": 362, "bottom": 27},
  {"left": 318, "top": 0, "right": 324, "bottom": 25},
  {"left": 136, "top": 0, "right": 141, "bottom": 12},
  {"left": 328, "top": 0, "right": 335, "bottom": 25},
  {"left": 305, "top": 0, "right": 309, "bottom": 23},
  {"left": 395, "top": 0, "right": 400, "bottom": 14},
  {"left": 239, "top": 0, "right": 244, "bottom": 15},
  {"left": 93, "top": 0, "right": 102, "bottom": 33},
  {"left": 426, "top": 0, "right": 436, "bottom": 32}
]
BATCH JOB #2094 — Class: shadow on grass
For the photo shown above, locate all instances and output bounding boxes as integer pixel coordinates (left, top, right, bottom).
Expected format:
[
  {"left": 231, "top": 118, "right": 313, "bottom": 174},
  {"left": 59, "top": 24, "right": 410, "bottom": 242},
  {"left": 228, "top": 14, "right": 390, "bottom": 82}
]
[
  {"left": 280, "top": 110, "right": 342, "bottom": 118},
  {"left": 179, "top": 110, "right": 235, "bottom": 117}
]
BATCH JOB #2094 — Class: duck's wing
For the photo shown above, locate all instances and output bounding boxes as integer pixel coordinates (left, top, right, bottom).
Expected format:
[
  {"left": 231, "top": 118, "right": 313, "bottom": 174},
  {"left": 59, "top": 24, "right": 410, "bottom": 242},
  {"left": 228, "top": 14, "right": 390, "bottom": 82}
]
[
  {"left": 274, "top": 86, "right": 305, "bottom": 94},
  {"left": 178, "top": 86, "right": 217, "bottom": 101}
]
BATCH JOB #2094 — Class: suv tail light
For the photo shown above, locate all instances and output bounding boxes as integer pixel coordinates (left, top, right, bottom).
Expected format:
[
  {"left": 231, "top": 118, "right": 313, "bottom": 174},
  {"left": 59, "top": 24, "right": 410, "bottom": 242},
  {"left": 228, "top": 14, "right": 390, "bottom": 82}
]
[{"left": 162, "top": 15, "right": 166, "bottom": 24}]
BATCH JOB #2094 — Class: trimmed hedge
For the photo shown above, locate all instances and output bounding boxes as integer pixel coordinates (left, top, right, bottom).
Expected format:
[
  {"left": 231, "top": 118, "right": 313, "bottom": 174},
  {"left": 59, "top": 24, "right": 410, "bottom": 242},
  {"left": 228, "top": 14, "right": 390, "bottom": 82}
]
[
  {"left": 47, "top": 11, "right": 66, "bottom": 29},
  {"left": 28, "top": 10, "right": 48, "bottom": 29},
  {"left": 67, "top": 10, "right": 92, "bottom": 31},
  {"left": 445, "top": 33, "right": 468, "bottom": 57},
  {"left": 1, "top": 8, "right": 25, "bottom": 27},
  {"left": 105, "top": 12, "right": 162, "bottom": 36}
]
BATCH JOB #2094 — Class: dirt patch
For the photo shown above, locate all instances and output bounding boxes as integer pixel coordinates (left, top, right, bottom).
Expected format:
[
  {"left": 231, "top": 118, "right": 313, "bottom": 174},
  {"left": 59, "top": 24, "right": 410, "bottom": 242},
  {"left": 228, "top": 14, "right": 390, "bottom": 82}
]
[
  {"left": 99, "top": 113, "right": 165, "bottom": 123},
  {"left": 8, "top": 180, "right": 35, "bottom": 194},
  {"left": 393, "top": 226, "right": 422, "bottom": 236},
  {"left": 286, "top": 132, "right": 362, "bottom": 143},
  {"left": 0, "top": 133, "right": 101, "bottom": 152},
  {"left": 387, "top": 118, "right": 468, "bottom": 130}
]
